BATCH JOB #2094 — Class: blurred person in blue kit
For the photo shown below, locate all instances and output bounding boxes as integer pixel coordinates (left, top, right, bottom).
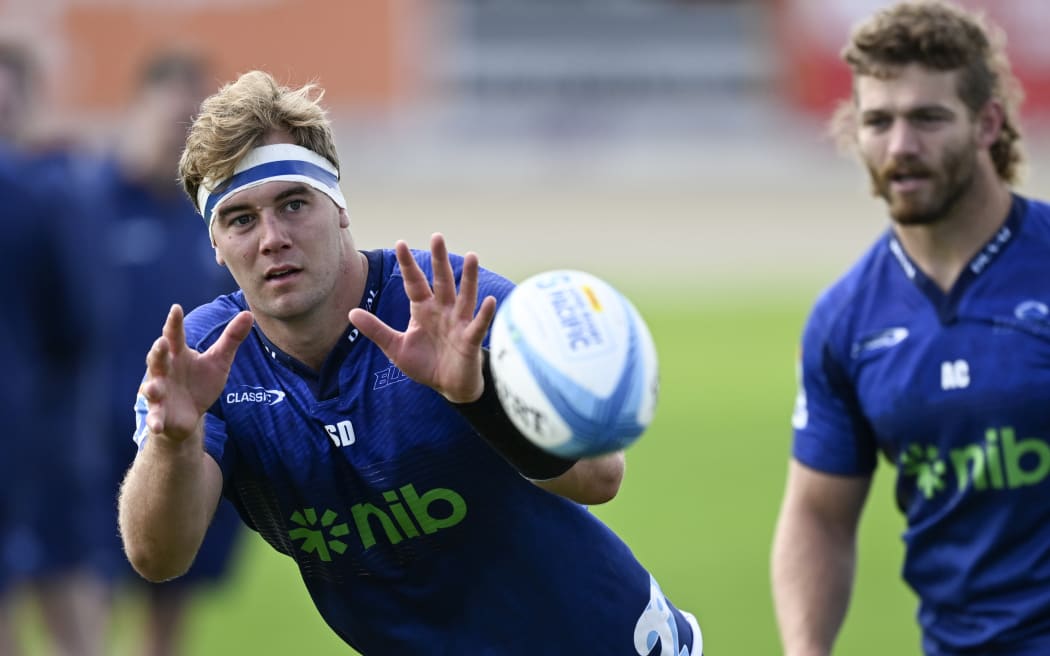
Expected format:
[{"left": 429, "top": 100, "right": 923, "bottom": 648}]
[
  {"left": 0, "top": 41, "right": 111, "bottom": 656},
  {"left": 771, "top": 2, "right": 1050, "bottom": 655},
  {"left": 76, "top": 50, "right": 244, "bottom": 656}
]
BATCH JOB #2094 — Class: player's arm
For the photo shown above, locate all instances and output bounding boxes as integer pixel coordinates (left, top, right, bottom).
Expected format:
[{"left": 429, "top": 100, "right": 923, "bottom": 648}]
[
  {"left": 118, "top": 304, "right": 252, "bottom": 582},
  {"left": 532, "top": 451, "right": 624, "bottom": 504},
  {"left": 451, "top": 347, "right": 622, "bottom": 504},
  {"left": 119, "top": 423, "right": 224, "bottom": 582},
  {"left": 770, "top": 459, "right": 872, "bottom": 656}
]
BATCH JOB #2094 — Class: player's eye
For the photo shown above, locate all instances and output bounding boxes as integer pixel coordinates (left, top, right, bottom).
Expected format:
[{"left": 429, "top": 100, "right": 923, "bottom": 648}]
[
  {"left": 862, "top": 114, "right": 891, "bottom": 130},
  {"left": 285, "top": 199, "right": 306, "bottom": 212},
  {"left": 230, "top": 214, "right": 255, "bottom": 227},
  {"left": 911, "top": 111, "right": 950, "bottom": 129}
]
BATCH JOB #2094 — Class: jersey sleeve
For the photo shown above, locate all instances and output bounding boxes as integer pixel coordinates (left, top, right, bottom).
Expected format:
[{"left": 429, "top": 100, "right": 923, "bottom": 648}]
[
  {"left": 131, "top": 379, "right": 236, "bottom": 476},
  {"left": 132, "top": 296, "right": 244, "bottom": 478},
  {"left": 477, "top": 266, "right": 516, "bottom": 348},
  {"left": 132, "top": 382, "right": 150, "bottom": 449},
  {"left": 791, "top": 302, "right": 879, "bottom": 476},
  {"left": 202, "top": 410, "right": 235, "bottom": 478}
]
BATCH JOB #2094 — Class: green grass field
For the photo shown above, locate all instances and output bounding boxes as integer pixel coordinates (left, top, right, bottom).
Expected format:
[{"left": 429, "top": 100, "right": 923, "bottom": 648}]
[{"left": 17, "top": 290, "right": 921, "bottom": 655}]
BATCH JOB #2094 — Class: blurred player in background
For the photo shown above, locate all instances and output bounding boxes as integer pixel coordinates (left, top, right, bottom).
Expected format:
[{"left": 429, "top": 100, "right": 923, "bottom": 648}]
[
  {"left": 0, "top": 40, "right": 110, "bottom": 656},
  {"left": 77, "top": 50, "right": 243, "bottom": 656},
  {"left": 771, "top": 2, "right": 1050, "bottom": 654},
  {"left": 117, "top": 69, "right": 703, "bottom": 655},
  {"left": 0, "top": 42, "right": 32, "bottom": 147}
]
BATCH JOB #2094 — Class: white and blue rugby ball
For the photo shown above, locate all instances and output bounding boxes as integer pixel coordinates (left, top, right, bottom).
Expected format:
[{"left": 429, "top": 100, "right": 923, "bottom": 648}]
[{"left": 489, "top": 270, "right": 659, "bottom": 459}]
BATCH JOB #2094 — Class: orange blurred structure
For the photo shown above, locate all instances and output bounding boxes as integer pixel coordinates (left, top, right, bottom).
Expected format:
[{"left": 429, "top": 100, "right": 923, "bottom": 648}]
[{"left": 0, "top": 0, "right": 426, "bottom": 118}]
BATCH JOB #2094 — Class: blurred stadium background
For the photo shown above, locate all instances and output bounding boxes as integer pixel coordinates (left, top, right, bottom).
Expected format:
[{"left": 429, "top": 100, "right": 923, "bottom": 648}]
[{"left": 5, "top": 0, "right": 1049, "bottom": 653}]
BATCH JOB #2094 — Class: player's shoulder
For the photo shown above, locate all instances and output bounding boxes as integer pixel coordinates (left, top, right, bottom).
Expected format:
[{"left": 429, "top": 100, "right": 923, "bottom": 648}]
[
  {"left": 391, "top": 247, "right": 461, "bottom": 278},
  {"left": 183, "top": 291, "right": 249, "bottom": 351},
  {"left": 0, "top": 147, "right": 51, "bottom": 203},
  {"left": 385, "top": 246, "right": 515, "bottom": 298},
  {"left": 0, "top": 146, "right": 21, "bottom": 186},
  {"left": 1019, "top": 194, "right": 1050, "bottom": 242}
]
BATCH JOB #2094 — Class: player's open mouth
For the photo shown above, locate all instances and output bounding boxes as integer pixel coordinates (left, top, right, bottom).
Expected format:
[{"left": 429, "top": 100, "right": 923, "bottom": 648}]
[
  {"left": 889, "top": 172, "right": 929, "bottom": 193},
  {"left": 265, "top": 267, "right": 302, "bottom": 281}
]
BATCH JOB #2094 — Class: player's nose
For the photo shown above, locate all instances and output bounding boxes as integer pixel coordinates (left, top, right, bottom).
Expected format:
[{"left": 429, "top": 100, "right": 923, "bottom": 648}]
[
  {"left": 886, "top": 119, "right": 921, "bottom": 158},
  {"left": 257, "top": 210, "right": 292, "bottom": 253}
]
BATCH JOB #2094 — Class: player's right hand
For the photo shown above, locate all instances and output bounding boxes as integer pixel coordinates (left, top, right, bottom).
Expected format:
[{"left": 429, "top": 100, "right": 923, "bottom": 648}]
[
  {"left": 140, "top": 304, "right": 253, "bottom": 442},
  {"left": 349, "top": 233, "right": 496, "bottom": 405}
]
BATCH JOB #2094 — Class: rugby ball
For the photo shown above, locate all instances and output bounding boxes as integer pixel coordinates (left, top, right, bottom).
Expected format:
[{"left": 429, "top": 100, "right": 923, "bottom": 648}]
[{"left": 489, "top": 270, "right": 659, "bottom": 459}]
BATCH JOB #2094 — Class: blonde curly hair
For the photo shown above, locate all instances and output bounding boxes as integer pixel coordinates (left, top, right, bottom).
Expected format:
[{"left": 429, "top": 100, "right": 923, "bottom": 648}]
[{"left": 178, "top": 70, "right": 341, "bottom": 213}]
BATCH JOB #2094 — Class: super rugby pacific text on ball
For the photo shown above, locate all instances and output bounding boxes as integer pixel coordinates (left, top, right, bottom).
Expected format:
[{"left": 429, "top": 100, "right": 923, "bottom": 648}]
[{"left": 489, "top": 270, "right": 659, "bottom": 460}]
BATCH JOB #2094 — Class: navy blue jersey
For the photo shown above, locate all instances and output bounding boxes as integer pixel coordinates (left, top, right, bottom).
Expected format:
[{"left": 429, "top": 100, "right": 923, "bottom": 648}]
[
  {"left": 71, "top": 153, "right": 242, "bottom": 583},
  {"left": 793, "top": 195, "right": 1050, "bottom": 654},
  {"left": 0, "top": 147, "right": 110, "bottom": 587},
  {"left": 71, "top": 155, "right": 236, "bottom": 422},
  {"left": 135, "top": 248, "right": 700, "bottom": 655}
]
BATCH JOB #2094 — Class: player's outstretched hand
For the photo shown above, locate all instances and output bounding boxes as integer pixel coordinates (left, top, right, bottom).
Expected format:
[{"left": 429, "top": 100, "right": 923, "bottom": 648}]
[
  {"left": 350, "top": 233, "right": 497, "bottom": 404},
  {"left": 140, "top": 304, "right": 254, "bottom": 442}
]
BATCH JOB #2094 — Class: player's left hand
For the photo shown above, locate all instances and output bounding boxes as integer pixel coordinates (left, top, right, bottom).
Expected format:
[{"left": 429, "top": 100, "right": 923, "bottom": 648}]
[{"left": 349, "top": 233, "right": 496, "bottom": 404}]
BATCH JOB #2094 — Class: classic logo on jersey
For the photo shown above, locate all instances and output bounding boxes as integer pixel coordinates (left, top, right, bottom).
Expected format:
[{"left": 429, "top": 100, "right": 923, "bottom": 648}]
[
  {"left": 851, "top": 327, "right": 909, "bottom": 358},
  {"left": 901, "top": 427, "right": 1050, "bottom": 499},
  {"left": 226, "top": 385, "right": 286, "bottom": 406},
  {"left": 288, "top": 484, "right": 468, "bottom": 559}
]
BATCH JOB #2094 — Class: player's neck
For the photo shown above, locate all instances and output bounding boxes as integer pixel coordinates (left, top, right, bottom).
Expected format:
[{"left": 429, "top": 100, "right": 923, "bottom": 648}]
[{"left": 891, "top": 170, "right": 1013, "bottom": 293}]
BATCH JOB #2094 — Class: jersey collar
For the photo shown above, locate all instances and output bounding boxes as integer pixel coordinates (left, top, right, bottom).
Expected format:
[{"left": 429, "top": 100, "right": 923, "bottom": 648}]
[{"left": 887, "top": 194, "right": 1028, "bottom": 323}]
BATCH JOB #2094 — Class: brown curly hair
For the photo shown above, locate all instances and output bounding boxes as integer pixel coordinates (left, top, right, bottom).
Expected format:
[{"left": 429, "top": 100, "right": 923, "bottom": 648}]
[
  {"left": 178, "top": 70, "right": 341, "bottom": 213},
  {"left": 831, "top": 0, "right": 1025, "bottom": 184}
]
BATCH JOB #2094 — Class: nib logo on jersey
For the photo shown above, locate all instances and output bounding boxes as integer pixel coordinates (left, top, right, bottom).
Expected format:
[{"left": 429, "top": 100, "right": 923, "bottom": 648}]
[
  {"left": 289, "top": 508, "right": 350, "bottom": 562},
  {"left": 288, "top": 484, "right": 467, "bottom": 561},
  {"left": 901, "top": 427, "right": 1050, "bottom": 499}
]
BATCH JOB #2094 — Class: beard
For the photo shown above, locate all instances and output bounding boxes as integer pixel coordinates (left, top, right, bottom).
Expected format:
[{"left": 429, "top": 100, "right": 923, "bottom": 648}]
[{"left": 867, "top": 139, "right": 978, "bottom": 226}]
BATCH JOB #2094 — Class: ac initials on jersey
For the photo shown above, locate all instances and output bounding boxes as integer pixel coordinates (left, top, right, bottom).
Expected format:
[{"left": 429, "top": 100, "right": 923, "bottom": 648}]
[{"left": 941, "top": 359, "right": 970, "bottom": 390}]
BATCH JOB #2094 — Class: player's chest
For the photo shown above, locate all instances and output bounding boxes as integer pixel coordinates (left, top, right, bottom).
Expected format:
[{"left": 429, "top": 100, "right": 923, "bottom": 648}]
[
  {"left": 848, "top": 295, "right": 1050, "bottom": 449},
  {"left": 221, "top": 347, "right": 467, "bottom": 470},
  {"left": 855, "top": 319, "right": 1049, "bottom": 393}
]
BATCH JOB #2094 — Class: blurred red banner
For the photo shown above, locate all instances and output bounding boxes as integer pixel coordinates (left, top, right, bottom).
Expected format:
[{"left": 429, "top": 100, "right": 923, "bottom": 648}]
[{"left": 772, "top": 0, "right": 1050, "bottom": 117}]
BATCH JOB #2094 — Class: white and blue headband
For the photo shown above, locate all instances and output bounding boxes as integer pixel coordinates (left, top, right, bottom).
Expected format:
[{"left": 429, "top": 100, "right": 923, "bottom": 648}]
[{"left": 196, "top": 143, "right": 347, "bottom": 228}]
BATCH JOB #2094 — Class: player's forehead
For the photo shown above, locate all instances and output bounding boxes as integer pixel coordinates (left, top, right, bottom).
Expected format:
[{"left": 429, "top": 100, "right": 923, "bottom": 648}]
[{"left": 855, "top": 64, "right": 965, "bottom": 114}]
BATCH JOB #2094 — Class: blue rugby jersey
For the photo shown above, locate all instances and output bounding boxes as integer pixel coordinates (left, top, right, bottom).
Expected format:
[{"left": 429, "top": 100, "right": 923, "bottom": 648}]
[
  {"left": 0, "top": 147, "right": 110, "bottom": 583},
  {"left": 68, "top": 153, "right": 243, "bottom": 582},
  {"left": 71, "top": 155, "right": 236, "bottom": 424},
  {"left": 134, "top": 248, "right": 701, "bottom": 655},
  {"left": 793, "top": 195, "right": 1050, "bottom": 654}
]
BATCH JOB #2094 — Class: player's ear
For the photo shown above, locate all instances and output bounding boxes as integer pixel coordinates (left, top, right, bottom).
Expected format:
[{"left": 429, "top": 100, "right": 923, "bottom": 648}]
[
  {"left": 976, "top": 99, "right": 1004, "bottom": 149},
  {"left": 209, "top": 229, "right": 227, "bottom": 266},
  {"left": 339, "top": 207, "right": 350, "bottom": 229}
]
